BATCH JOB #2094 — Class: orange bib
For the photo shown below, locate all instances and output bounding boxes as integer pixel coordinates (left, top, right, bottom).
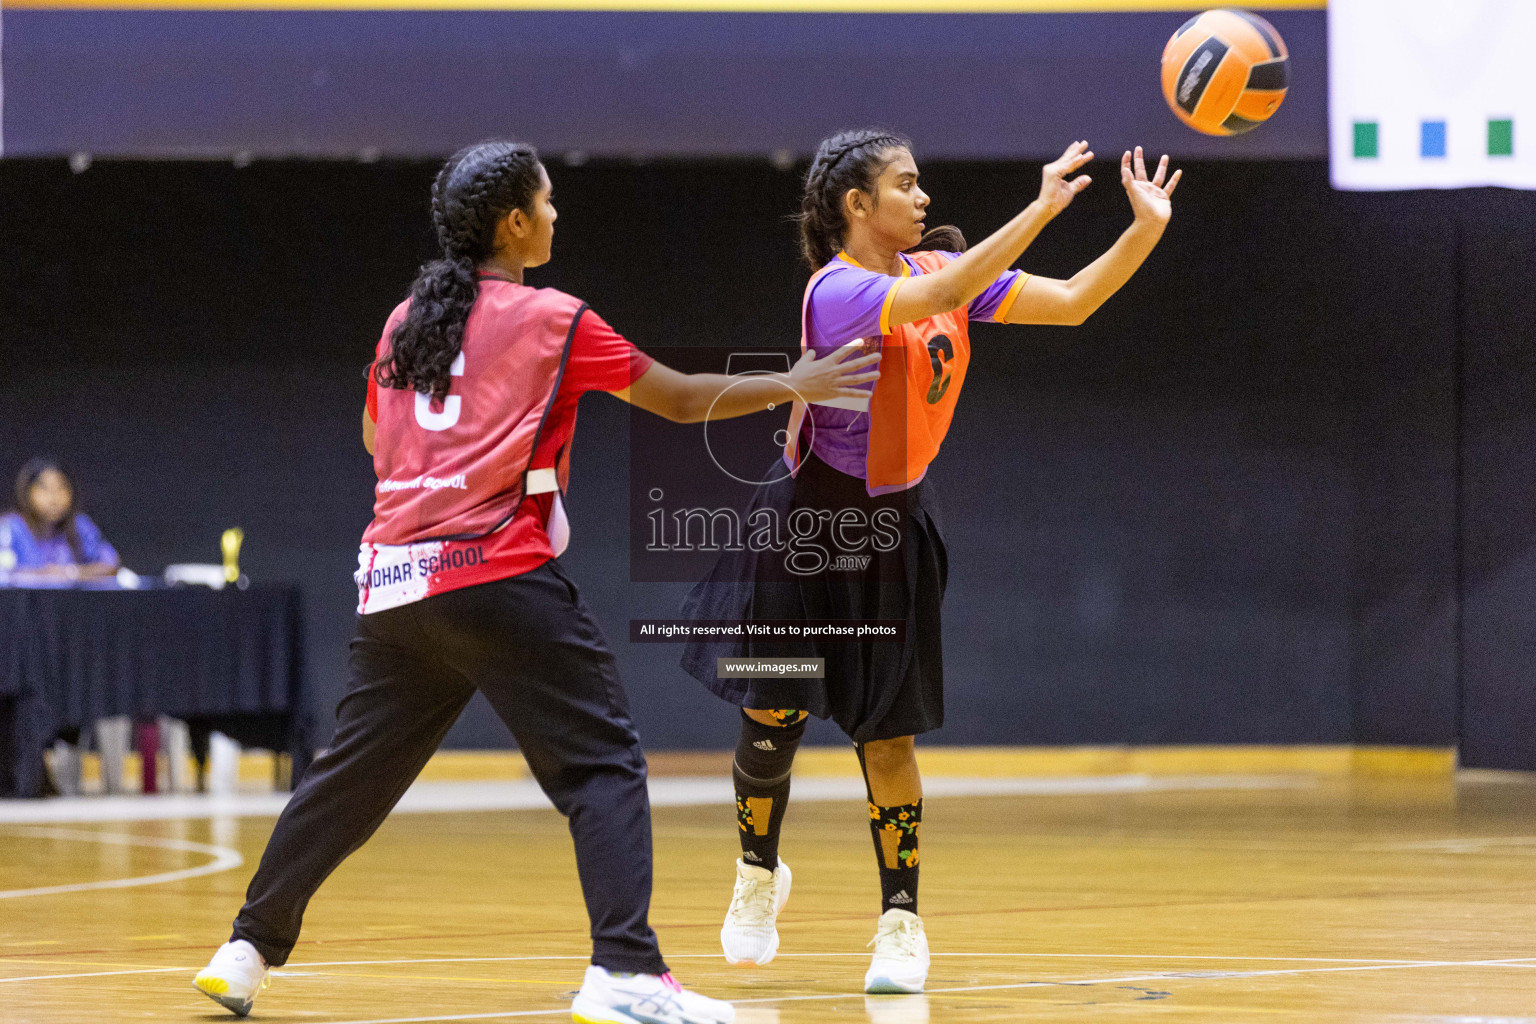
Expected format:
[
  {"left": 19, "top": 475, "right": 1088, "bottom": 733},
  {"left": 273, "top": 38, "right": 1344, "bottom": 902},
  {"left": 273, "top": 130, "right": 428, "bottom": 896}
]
[{"left": 784, "top": 250, "right": 970, "bottom": 494}]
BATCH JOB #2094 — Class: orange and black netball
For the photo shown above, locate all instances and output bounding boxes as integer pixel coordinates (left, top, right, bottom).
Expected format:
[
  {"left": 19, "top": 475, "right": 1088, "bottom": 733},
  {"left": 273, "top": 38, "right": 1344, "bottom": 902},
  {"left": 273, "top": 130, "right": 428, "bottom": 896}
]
[{"left": 1161, "top": 8, "right": 1289, "bottom": 136}]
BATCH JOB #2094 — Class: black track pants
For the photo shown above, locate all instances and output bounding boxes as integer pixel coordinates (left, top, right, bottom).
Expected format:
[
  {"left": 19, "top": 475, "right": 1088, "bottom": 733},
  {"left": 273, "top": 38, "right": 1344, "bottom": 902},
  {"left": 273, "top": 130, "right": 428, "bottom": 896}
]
[{"left": 230, "top": 560, "right": 666, "bottom": 975}]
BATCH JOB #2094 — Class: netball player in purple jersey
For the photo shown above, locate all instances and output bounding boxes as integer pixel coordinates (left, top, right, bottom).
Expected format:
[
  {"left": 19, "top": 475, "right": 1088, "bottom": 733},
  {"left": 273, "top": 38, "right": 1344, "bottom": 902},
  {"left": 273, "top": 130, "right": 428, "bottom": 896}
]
[
  {"left": 684, "top": 132, "right": 1180, "bottom": 993},
  {"left": 191, "top": 140, "right": 878, "bottom": 1024}
]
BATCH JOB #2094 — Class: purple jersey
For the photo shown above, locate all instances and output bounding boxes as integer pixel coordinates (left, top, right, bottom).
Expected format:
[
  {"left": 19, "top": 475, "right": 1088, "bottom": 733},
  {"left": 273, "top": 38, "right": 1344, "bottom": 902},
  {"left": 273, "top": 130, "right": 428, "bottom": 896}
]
[
  {"left": 802, "top": 251, "right": 1029, "bottom": 479},
  {"left": 0, "top": 512, "right": 118, "bottom": 571}
]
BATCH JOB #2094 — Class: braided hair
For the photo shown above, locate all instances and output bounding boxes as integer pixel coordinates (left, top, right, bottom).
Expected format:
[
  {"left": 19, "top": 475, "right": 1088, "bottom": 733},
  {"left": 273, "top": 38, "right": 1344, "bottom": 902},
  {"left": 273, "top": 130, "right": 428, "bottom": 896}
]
[
  {"left": 797, "top": 129, "right": 967, "bottom": 270},
  {"left": 377, "top": 140, "right": 545, "bottom": 401}
]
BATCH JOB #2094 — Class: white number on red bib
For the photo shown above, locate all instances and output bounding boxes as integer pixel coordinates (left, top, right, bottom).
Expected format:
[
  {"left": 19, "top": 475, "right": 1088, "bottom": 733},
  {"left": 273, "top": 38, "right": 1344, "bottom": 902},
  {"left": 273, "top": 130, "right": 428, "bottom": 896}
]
[{"left": 414, "top": 352, "right": 466, "bottom": 431}]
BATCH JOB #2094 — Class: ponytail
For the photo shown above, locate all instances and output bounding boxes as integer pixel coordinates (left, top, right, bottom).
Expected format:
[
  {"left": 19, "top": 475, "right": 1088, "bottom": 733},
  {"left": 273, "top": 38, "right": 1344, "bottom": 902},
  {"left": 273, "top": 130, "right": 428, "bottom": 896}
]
[
  {"left": 907, "top": 224, "right": 967, "bottom": 255},
  {"left": 380, "top": 256, "right": 480, "bottom": 403},
  {"left": 377, "top": 140, "right": 544, "bottom": 402}
]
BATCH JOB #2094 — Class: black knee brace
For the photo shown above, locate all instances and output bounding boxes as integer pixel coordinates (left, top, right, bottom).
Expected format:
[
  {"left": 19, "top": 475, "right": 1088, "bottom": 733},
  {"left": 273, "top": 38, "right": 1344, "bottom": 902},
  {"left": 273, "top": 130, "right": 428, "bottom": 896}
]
[
  {"left": 732, "top": 711, "right": 806, "bottom": 871},
  {"left": 733, "top": 710, "right": 807, "bottom": 785}
]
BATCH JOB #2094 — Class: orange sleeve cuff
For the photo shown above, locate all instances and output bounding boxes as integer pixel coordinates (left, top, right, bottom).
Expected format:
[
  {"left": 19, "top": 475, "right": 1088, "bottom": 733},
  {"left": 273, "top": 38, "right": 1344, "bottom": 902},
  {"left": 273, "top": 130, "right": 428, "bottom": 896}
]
[
  {"left": 878, "top": 278, "right": 904, "bottom": 336},
  {"left": 993, "top": 273, "right": 1032, "bottom": 324}
]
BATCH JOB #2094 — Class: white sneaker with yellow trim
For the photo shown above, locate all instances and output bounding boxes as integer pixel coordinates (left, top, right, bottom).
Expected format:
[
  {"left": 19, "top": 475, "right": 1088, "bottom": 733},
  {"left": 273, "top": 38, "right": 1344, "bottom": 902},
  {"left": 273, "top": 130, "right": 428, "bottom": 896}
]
[
  {"left": 720, "top": 858, "right": 792, "bottom": 966},
  {"left": 193, "top": 940, "right": 270, "bottom": 1017},
  {"left": 864, "top": 909, "right": 929, "bottom": 994},
  {"left": 571, "top": 965, "right": 735, "bottom": 1024}
]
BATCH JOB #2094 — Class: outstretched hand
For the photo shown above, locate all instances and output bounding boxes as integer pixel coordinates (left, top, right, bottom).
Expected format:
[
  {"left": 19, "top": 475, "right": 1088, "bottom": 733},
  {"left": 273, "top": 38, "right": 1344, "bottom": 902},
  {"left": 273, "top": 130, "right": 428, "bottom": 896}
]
[
  {"left": 1038, "top": 140, "right": 1094, "bottom": 216},
  {"left": 1122, "top": 146, "right": 1181, "bottom": 225},
  {"left": 787, "top": 344, "right": 882, "bottom": 405}
]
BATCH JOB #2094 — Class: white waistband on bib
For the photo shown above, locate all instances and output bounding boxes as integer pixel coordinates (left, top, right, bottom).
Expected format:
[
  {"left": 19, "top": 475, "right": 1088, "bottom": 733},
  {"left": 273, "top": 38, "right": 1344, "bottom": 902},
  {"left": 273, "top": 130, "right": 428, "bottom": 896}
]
[
  {"left": 812, "top": 394, "right": 871, "bottom": 412},
  {"left": 525, "top": 467, "right": 559, "bottom": 495}
]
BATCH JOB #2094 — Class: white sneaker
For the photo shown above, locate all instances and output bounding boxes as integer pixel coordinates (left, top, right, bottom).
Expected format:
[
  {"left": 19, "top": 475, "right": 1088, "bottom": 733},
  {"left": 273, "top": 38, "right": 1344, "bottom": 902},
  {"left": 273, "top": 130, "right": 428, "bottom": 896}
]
[
  {"left": 571, "top": 965, "right": 735, "bottom": 1024},
  {"left": 193, "top": 940, "right": 270, "bottom": 1017},
  {"left": 863, "top": 909, "right": 929, "bottom": 994},
  {"left": 720, "top": 858, "right": 792, "bottom": 966}
]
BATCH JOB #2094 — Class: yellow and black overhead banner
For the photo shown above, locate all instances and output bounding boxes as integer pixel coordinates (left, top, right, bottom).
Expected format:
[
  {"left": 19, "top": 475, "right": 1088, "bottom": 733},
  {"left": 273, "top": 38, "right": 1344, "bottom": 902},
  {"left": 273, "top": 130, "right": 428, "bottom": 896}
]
[
  {"left": 1, "top": 1, "right": 1326, "bottom": 157},
  {"left": 3, "top": 0, "right": 1325, "bottom": 8}
]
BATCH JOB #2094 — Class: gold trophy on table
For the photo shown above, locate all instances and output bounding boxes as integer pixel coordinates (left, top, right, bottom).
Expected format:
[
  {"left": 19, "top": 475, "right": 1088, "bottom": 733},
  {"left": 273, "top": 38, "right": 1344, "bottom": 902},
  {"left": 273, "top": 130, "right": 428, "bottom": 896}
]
[{"left": 221, "top": 527, "right": 245, "bottom": 588}]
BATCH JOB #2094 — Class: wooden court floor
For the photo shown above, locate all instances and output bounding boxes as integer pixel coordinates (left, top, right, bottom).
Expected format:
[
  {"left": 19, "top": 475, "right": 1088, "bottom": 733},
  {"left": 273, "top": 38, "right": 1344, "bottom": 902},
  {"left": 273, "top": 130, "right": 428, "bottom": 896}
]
[{"left": 4, "top": 769, "right": 1536, "bottom": 1022}]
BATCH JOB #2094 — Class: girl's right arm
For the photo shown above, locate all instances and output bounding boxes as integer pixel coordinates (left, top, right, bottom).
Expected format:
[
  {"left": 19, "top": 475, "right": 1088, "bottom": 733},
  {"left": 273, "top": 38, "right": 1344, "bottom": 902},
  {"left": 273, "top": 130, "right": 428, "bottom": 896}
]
[
  {"left": 613, "top": 345, "right": 881, "bottom": 424},
  {"left": 886, "top": 140, "right": 1095, "bottom": 328}
]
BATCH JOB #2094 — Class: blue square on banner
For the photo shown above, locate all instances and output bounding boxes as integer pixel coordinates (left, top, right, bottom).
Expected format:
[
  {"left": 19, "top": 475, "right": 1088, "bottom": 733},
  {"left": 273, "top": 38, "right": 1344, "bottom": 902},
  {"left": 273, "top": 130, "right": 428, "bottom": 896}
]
[{"left": 1421, "top": 120, "right": 1447, "bottom": 158}]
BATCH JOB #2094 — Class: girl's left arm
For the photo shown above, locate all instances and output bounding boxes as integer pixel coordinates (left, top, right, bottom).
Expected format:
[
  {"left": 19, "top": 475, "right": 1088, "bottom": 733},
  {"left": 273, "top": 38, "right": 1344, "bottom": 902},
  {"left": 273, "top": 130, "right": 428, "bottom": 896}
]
[
  {"left": 74, "top": 516, "right": 120, "bottom": 578},
  {"left": 1004, "top": 147, "right": 1181, "bottom": 327}
]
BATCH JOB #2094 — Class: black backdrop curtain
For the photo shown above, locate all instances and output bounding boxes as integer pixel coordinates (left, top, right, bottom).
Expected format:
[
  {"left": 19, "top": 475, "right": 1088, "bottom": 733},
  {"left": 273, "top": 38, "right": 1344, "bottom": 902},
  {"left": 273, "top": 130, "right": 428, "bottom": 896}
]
[{"left": 1, "top": 158, "right": 1532, "bottom": 762}]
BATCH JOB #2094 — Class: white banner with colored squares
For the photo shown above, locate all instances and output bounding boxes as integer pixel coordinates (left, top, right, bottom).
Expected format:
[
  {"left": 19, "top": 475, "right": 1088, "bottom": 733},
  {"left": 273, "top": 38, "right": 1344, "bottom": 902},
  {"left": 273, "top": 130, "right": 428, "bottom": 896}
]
[{"left": 1329, "top": 0, "right": 1535, "bottom": 191}]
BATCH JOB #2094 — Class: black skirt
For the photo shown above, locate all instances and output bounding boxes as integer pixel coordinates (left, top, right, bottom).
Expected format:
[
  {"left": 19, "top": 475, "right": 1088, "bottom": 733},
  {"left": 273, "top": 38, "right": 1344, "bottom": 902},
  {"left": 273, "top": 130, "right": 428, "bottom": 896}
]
[{"left": 680, "top": 453, "right": 947, "bottom": 743}]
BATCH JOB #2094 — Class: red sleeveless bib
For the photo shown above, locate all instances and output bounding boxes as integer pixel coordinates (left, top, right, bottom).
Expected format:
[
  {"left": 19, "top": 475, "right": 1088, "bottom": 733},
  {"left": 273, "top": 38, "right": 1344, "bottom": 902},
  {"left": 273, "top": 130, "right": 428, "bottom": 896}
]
[
  {"left": 356, "top": 278, "right": 584, "bottom": 613},
  {"left": 364, "top": 279, "right": 583, "bottom": 545}
]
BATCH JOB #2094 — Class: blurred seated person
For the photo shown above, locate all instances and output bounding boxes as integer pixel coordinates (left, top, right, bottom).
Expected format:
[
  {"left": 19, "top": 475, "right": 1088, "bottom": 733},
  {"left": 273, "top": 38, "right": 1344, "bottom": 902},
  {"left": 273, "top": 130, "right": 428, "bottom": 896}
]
[{"left": 0, "top": 459, "right": 120, "bottom": 582}]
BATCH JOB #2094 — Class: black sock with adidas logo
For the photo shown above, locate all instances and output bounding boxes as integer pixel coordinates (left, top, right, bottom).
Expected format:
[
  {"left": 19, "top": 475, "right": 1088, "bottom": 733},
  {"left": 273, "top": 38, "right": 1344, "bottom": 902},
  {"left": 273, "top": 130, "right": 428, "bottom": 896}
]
[
  {"left": 868, "top": 799, "right": 922, "bottom": 914},
  {"left": 732, "top": 710, "right": 807, "bottom": 872}
]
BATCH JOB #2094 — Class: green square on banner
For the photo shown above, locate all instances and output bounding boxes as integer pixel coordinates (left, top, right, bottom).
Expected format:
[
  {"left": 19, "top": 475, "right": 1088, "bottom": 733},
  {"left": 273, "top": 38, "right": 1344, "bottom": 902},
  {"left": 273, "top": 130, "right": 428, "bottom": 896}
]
[
  {"left": 1489, "top": 119, "right": 1514, "bottom": 157},
  {"left": 1353, "top": 121, "right": 1379, "bottom": 158}
]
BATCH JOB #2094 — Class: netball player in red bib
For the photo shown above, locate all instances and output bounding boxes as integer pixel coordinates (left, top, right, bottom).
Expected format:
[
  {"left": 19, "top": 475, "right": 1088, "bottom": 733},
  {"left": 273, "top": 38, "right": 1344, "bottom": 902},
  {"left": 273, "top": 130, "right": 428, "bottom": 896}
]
[
  {"left": 192, "top": 140, "right": 878, "bottom": 1023},
  {"left": 683, "top": 131, "right": 1180, "bottom": 992}
]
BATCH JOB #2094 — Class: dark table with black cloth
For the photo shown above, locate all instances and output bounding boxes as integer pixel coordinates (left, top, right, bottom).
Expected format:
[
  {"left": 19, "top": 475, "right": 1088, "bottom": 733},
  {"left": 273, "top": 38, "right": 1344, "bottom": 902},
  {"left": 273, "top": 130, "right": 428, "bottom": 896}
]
[{"left": 0, "top": 585, "right": 310, "bottom": 798}]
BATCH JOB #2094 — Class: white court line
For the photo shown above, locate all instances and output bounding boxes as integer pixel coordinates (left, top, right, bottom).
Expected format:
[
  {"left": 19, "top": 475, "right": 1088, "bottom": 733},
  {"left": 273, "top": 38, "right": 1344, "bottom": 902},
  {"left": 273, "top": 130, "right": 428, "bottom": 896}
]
[
  {"left": 293, "top": 952, "right": 1436, "bottom": 965},
  {"left": 0, "top": 791, "right": 292, "bottom": 825},
  {"left": 1359, "top": 837, "right": 1536, "bottom": 853},
  {"left": 0, "top": 773, "right": 1312, "bottom": 825},
  {"left": 725, "top": 961, "right": 1536, "bottom": 1004},
  {"left": 0, "top": 958, "right": 597, "bottom": 985},
  {"left": 302, "top": 1012, "right": 560, "bottom": 1024},
  {"left": 272, "top": 959, "right": 1536, "bottom": 1024},
  {"left": 11, "top": 950, "right": 1536, "bottom": 985},
  {"left": 775, "top": 952, "right": 1536, "bottom": 965},
  {"left": 0, "top": 966, "right": 193, "bottom": 984},
  {"left": 282, "top": 951, "right": 1527, "bottom": 966},
  {"left": 0, "top": 827, "right": 242, "bottom": 899}
]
